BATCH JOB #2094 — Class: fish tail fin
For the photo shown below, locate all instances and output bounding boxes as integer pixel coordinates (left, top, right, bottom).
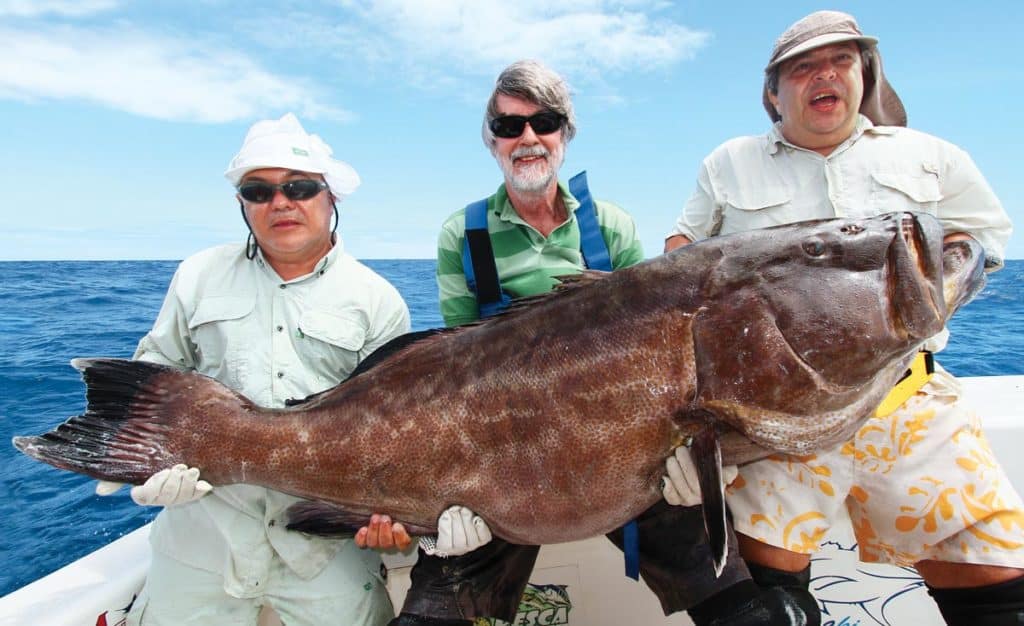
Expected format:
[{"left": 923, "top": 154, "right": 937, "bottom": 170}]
[
  {"left": 286, "top": 501, "right": 436, "bottom": 537},
  {"left": 691, "top": 424, "right": 728, "bottom": 578},
  {"left": 12, "top": 358, "right": 240, "bottom": 485}
]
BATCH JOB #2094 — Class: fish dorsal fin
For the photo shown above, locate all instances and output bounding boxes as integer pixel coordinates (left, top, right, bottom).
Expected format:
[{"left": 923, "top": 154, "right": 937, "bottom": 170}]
[
  {"left": 347, "top": 328, "right": 453, "bottom": 378},
  {"left": 285, "top": 328, "right": 455, "bottom": 407},
  {"left": 490, "top": 269, "right": 614, "bottom": 317},
  {"left": 553, "top": 269, "right": 612, "bottom": 288}
]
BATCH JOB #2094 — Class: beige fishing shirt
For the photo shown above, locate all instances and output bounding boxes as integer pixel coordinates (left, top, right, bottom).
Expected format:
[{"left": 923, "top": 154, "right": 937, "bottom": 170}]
[
  {"left": 134, "top": 241, "right": 410, "bottom": 598},
  {"left": 670, "top": 115, "right": 1011, "bottom": 265},
  {"left": 669, "top": 115, "right": 1012, "bottom": 351}
]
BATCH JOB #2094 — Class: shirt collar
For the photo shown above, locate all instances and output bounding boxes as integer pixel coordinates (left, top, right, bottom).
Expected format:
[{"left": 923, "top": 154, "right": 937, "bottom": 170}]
[
  {"left": 253, "top": 238, "right": 341, "bottom": 283},
  {"left": 766, "top": 114, "right": 895, "bottom": 156},
  {"left": 494, "top": 181, "right": 579, "bottom": 226}
]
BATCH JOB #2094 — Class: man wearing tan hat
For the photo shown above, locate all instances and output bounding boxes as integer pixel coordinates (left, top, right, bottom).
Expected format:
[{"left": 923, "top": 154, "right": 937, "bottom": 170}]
[
  {"left": 666, "top": 10, "right": 1023, "bottom": 625},
  {"left": 94, "top": 113, "right": 415, "bottom": 625}
]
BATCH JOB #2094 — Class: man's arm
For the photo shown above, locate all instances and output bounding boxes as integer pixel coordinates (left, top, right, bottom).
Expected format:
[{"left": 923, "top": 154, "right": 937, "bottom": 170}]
[
  {"left": 594, "top": 200, "right": 645, "bottom": 269},
  {"left": 934, "top": 146, "right": 1012, "bottom": 270},
  {"left": 133, "top": 268, "right": 198, "bottom": 367},
  {"left": 436, "top": 213, "right": 481, "bottom": 328},
  {"left": 665, "top": 160, "right": 719, "bottom": 252}
]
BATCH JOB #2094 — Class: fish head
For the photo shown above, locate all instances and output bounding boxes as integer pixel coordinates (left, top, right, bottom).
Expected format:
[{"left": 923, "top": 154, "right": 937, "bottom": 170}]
[{"left": 689, "top": 212, "right": 982, "bottom": 453}]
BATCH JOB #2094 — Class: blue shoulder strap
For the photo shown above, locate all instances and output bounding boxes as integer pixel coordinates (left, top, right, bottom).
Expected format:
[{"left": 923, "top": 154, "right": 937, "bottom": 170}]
[
  {"left": 461, "top": 199, "right": 511, "bottom": 319},
  {"left": 461, "top": 172, "right": 613, "bottom": 317},
  {"left": 568, "top": 171, "right": 613, "bottom": 272}
]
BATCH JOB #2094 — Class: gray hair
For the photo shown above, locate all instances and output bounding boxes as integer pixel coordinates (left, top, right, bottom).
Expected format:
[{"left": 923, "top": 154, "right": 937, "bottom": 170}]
[{"left": 481, "top": 60, "right": 577, "bottom": 150}]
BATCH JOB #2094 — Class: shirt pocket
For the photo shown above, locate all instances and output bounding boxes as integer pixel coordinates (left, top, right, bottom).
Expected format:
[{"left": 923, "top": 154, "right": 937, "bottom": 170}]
[
  {"left": 297, "top": 309, "right": 369, "bottom": 384},
  {"left": 720, "top": 185, "right": 793, "bottom": 234},
  {"left": 869, "top": 165, "right": 942, "bottom": 215},
  {"left": 187, "top": 296, "right": 256, "bottom": 382}
]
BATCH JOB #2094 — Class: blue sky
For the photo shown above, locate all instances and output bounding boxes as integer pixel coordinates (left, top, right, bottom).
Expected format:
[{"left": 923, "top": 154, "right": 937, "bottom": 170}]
[{"left": 2, "top": 0, "right": 1022, "bottom": 261}]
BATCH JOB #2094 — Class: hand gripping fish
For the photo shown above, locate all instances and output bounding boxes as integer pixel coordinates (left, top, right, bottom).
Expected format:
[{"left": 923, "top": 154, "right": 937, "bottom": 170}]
[{"left": 13, "top": 212, "right": 986, "bottom": 577}]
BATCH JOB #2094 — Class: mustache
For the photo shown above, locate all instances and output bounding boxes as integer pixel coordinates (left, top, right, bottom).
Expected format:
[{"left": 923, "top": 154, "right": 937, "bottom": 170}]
[{"left": 511, "top": 145, "right": 550, "bottom": 160}]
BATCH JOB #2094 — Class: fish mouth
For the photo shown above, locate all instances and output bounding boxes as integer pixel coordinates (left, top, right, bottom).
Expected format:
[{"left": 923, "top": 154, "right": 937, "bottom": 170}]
[
  {"left": 941, "top": 238, "right": 987, "bottom": 317},
  {"left": 887, "top": 213, "right": 945, "bottom": 341}
]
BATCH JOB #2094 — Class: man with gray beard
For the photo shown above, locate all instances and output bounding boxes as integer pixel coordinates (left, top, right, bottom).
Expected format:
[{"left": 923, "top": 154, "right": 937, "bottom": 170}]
[{"left": 358, "top": 59, "right": 798, "bottom": 626}]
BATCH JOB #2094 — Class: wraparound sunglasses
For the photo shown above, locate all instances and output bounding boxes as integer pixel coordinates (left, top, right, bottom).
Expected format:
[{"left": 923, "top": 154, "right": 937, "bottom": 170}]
[{"left": 237, "top": 179, "right": 328, "bottom": 203}]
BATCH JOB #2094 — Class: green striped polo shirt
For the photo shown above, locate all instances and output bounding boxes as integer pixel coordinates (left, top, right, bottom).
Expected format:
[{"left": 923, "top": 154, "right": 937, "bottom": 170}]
[{"left": 436, "top": 180, "right": 645, "bottom": 327}]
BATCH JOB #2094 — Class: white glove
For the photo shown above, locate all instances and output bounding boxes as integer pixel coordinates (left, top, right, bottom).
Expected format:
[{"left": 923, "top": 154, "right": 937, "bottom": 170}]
[
  {"left": 419, "top": 505, "right": 493, "bottom": 557},
  {"left": 662, "top": 446, "right": 739, "bottom": 507},
  {"left": 95, "top": 464, "right": 212, "bottom": 507}
]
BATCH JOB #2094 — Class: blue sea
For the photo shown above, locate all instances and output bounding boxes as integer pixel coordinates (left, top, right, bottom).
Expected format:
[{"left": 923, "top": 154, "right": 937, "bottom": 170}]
[{"left": 0, "top": 259, "right": 1022, "bottom": 598}]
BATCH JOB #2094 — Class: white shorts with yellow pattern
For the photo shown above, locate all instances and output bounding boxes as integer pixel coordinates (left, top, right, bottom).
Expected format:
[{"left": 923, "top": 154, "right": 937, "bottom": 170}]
[{"left": 726, "top": 368, "right": 1024, "bottom": 567}]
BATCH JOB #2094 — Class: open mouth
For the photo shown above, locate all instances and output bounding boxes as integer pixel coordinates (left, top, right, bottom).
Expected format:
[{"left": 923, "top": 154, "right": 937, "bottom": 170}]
[{"left": 809, "top": 92, "right": 839, "bottom": 110}]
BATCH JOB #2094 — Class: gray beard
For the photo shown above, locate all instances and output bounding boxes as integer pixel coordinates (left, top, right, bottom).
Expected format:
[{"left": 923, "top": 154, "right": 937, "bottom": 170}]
[{"left": 501, "top": 144, "right": 564, "bottom": 193}]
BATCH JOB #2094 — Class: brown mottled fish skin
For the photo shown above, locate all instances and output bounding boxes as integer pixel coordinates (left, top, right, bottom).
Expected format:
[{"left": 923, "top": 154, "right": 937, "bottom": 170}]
[{"left": 14, "top": 212, "right": 982, "bottom": 547}]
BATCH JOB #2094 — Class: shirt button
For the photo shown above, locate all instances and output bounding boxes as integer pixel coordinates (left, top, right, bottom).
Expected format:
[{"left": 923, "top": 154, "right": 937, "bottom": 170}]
[
  {"left": 279, "top": 284, "right": 287, "bottom": 290},
  {"left": 276, "top": 325, "right": 283, "bottom": 332},
  {"left": 277, "top": 372, "right": 285, "bottom": 378}
]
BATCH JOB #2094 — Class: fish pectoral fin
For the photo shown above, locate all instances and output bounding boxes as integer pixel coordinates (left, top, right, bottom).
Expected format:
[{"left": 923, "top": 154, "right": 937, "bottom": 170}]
[
  {"left": 690, "top": 426, "right": 728, "bottom": 578},
  {"left": 285, "top": 501, "right": 434, "bottom": 537}
]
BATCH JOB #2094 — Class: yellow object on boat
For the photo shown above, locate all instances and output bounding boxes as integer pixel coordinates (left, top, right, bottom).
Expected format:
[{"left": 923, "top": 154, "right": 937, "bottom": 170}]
[{"left": 875, "top": 351, "right": 934, "bottom": 418}]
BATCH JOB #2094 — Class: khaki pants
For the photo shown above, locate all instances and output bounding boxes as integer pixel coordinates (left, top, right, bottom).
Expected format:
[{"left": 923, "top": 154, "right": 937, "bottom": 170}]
[{"left": 128, "top": 546, "right": 394, "bottom": 625}]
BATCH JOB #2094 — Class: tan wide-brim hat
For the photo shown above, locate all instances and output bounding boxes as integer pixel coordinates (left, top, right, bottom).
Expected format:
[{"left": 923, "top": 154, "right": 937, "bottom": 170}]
[{"left": 762, "top": 11, "right": 906, "bottom": 127}]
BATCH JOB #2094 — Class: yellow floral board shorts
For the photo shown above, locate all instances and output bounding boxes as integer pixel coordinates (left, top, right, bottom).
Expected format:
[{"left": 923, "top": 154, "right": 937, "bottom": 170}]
[{"left": 726, "top": 369, "right": 1024, "bottom": 567}]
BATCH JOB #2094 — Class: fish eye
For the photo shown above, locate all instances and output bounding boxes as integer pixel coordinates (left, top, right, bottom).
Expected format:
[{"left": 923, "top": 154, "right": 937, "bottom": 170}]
[{"left": 802, "top": 239, "right": 826, "bottom": 257}]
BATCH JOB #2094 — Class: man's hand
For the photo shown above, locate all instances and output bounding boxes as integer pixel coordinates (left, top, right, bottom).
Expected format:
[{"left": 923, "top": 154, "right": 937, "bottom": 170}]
[
  {"left": 664, "top": 234, "right": 693, "bottom": 253},
  {"left": 355, "top": 514, "right": 412, "bottom": 552},
  {"left": 96, "top": 464, "right": 212, "bottom": 507},
  {"left": 662, "top": 447, "right": 739, "bottom": 507},
  {"left": 419, "top": 505, "right": 493, "bottom": 557}
]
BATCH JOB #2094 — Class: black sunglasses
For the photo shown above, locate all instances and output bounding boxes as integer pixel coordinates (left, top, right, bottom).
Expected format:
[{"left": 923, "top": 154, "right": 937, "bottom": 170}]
[
  {"left": 237, "top": 179, "right": 328, "bottom": 203},
  {"left": 489, "top": 111, "right": 565, "bottom": 139}
]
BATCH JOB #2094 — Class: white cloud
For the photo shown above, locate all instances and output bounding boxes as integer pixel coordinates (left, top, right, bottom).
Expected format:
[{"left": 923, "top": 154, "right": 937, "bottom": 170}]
[
  {"left": 0, "top": 1, "right": 709, "bottom": 120},
  {"left": 0, "top": 25, "right": 352, "bottom": 123},
  {"left": 0, "top": 0, "right": 118, "bottom": 17},
  {"left": 333, "top": 0, "right": 709, "bottom": 80}
]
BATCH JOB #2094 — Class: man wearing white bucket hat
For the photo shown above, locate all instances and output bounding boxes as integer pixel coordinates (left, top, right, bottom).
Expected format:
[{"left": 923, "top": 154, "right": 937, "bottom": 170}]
[
  {"left": 666, "top": 11, "right": 1023, "bottom": 625},
  {"left": 95, "top": 113, "right": 413, "bottom": 625}
]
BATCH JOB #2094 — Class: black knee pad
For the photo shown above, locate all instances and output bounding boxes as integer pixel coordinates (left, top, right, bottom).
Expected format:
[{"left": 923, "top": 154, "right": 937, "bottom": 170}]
[
  {"left": 927, "top": 574, "right": 1024, "bottom": 625},
  {"left": 688, "top": 572, "right": 821, "bottom": 626},
  {"left": 388, "top": 613, "right": 473, "bottom": 626},
  {"left": 748, "top": 563, "right": 820, "bottom": 626}
]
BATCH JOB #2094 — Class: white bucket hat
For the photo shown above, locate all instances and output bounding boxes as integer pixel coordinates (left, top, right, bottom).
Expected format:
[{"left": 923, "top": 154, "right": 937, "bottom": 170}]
[{"left": 224, "top": 113, "right": 361, "bottom": 199}]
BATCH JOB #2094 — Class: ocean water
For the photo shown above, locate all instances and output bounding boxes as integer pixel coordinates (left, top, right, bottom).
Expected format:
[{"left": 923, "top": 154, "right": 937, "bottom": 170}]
[{"left": 0, "top": 258, "right": 1021, "bottom": 597}]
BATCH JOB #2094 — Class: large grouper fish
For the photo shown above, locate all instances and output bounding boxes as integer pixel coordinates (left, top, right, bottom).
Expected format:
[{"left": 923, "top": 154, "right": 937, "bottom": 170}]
[{"left": 14, "top": 212, "right": 986, "bottom": 576}]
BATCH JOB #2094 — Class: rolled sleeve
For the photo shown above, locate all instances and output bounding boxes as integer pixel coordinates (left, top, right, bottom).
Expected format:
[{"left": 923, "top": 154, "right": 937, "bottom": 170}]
[
  {"left": 133, "top": 269, "right": 196, "bottom": 369},
  {"left": 362, "top": 286, "right": 412, "bottom": 358},
  {"left": 936, "top": 149, "right": 1012, "bottom": 270},
  {"left": 669, "top": 162, "right": 719, "bottom": 243}
]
